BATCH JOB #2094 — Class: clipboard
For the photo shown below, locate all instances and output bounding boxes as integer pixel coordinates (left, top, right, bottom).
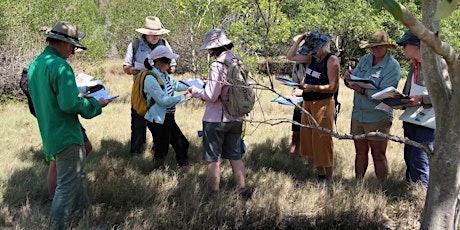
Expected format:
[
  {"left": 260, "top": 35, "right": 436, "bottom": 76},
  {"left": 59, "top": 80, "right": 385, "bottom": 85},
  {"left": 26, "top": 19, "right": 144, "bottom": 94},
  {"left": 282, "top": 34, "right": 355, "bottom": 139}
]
[
  {"left": 271, "top": 95, "right": 303, "bottom": 106},
  {"left": 180, "top": 79, "right": 204, "bottom": 89},
  {"left": 348, "top": 75, "right": 377, "bottom": 89},
  {"left": 399, "top": 106, "right": 436, "bottom": 129},
  {"left": 275, "top": 76, "right": 301, "bottom": 87}
]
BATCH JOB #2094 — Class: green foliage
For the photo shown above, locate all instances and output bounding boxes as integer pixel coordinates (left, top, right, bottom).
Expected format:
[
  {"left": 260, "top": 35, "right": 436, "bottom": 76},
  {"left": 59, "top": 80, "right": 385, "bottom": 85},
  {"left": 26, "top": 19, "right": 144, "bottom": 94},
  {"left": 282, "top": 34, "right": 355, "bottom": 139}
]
[
  {"left": 384, "top": 0, "right": 404, "bottom": 21},
  {"left": 0, "top": 0, "right": 459, "bottom": 80},
  {"left": 441, "top": 9, "right": 460, "bottom": 50},
  {"left": 0, "top": 0, "right": 108, "bottom": 61},
  {"left": 279, "top": 0, "right": 406, "bottom": 66},
  {"left": 435, "top": 0, "right": 458, "bottom": 20}
]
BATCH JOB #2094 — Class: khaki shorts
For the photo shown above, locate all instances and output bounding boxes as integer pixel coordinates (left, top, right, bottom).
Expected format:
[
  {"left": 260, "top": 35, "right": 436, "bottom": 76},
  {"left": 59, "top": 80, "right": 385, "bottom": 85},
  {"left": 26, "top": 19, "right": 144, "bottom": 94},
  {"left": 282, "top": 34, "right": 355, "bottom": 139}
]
[{"left": 350, "top": 117, "right": 392, "bottom": 140}]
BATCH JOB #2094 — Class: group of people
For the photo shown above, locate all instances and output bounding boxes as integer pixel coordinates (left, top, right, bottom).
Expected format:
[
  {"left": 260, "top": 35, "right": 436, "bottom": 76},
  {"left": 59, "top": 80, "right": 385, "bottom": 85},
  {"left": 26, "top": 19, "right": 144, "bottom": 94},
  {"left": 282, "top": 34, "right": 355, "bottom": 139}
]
[
  {"left": 122, "top": 16, "right": 249, "bottom": 198},
  {"left": 287, "top": 28, "right": 446, "bottom": 187},
  {"left": 26, "top": 14, "right": 446, "bottom": 229},
  {"left": 28, "top": 16, "right": 249, "bottom": 229}
]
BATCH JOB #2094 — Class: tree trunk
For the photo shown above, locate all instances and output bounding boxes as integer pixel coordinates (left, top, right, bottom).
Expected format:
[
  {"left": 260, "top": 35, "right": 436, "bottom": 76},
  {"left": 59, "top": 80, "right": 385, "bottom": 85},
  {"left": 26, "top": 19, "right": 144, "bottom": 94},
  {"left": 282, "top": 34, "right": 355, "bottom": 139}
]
[
  {"left": 421, "top": 133, "right": 460, "bottom": 229},
  {"left": 418, "top": 0, "right": 460, "bottom": 229}
]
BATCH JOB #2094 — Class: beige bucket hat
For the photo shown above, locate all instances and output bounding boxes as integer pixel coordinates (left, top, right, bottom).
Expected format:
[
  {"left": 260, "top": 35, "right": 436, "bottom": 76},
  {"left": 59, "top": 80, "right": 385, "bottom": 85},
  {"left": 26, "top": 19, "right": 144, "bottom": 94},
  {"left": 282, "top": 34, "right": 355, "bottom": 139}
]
[
  {"left": 136, "top": 16, "right": 170, "bottom": 35},
  {"left": 200, "top": 28, "right": 232, "bottom": 50},
  {"left": 359, "top": 30, "right": 396, "bottom": 49},
  {"left": 43, "top": 21, "right": 87, "bottom": 50}
]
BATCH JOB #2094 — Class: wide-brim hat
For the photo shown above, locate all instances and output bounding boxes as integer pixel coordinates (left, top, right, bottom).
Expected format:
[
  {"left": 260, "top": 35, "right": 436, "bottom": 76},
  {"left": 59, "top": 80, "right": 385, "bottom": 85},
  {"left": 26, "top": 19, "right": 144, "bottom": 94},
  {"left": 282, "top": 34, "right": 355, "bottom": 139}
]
[
  {"left": 359, "top": 30, "right": 396, "bottom": 49},
  {"left": 151, "top": 45, "right": 179, "bottom": 60},
  {"left": 396, "top": 29, "right": 420, "bottom": 47},
  {"left": 298, "top": 30, "right": 331, "bottom": 56},
  {"left": 136, "top": 16, "right": 170, "bottom": 35},
  {"left": 200, "top": 28, "right": 232, "bottom": 50},
  {"left": 43, "top": 21, "right": 87, "bottom": 50}
]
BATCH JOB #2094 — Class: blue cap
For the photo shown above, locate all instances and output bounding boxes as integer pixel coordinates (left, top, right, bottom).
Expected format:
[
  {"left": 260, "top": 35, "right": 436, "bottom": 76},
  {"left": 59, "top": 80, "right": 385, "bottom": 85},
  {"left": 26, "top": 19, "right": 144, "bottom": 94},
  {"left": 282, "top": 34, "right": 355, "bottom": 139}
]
[
  {"left": 298, "top": 30, "right": 331, "bottom": 56},
  {"left": 397, "top": 30, "right": 420, "bottom": 47}
]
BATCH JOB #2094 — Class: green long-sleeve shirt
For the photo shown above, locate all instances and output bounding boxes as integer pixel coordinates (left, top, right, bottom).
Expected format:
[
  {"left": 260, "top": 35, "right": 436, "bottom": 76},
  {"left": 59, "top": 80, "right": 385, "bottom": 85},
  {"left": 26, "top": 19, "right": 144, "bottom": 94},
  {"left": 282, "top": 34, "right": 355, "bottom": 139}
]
[{"left": 28, "top": 46, "right": 102, "bottom": 156}]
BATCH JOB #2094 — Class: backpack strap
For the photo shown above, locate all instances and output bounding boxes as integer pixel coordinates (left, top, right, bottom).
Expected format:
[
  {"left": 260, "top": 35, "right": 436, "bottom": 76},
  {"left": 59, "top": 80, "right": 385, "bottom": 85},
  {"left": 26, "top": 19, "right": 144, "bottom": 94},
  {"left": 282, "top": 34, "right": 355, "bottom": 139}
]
[
  {"left": 143, "top": 69, "right": 165, "bottom": 110},
  {"left": 214, "top": 57, "right": 232, "bottom": 121},
  {"left": 131, "top": 38, "right": 140, "bottom": 64}
]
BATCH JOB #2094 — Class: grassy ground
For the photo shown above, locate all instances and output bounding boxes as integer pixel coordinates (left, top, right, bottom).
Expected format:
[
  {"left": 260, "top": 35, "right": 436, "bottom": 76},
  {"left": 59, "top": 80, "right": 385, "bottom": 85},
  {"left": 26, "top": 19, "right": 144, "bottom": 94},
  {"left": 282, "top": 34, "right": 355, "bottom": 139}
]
[{"left": 0, "top": 59, "right": 424, "bottom": 229}]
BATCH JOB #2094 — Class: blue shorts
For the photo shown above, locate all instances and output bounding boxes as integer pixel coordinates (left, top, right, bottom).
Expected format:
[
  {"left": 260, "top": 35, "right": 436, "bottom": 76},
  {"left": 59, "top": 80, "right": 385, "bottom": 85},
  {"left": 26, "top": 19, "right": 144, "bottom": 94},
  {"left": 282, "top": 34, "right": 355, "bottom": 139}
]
[{"left": 202, "top": 121, "right": 242, "bottom": 162}]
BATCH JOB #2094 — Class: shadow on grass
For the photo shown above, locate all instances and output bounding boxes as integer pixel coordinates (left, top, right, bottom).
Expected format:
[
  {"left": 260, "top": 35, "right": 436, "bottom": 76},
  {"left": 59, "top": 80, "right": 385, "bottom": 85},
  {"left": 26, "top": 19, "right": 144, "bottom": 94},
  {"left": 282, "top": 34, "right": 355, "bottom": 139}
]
[{"left": 3, "top": 135, "right": 412, "bottom": 229}]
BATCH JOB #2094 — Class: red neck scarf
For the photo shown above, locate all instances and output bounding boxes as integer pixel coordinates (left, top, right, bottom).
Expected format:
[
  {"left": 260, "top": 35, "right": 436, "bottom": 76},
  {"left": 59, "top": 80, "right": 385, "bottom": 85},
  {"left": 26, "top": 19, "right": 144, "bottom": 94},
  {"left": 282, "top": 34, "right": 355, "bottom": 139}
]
[{"left": 412, "top": 60, "right": 420, "bottom": 83}]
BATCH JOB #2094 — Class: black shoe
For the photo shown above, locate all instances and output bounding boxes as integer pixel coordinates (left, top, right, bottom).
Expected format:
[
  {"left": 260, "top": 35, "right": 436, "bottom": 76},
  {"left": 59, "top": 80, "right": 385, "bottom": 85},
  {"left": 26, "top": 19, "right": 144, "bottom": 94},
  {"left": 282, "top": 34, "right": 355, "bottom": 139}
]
[
  {"left": 239, "top": 188, "right": 252, "bottom": 200},
  {"left": 131, "top": 151, "right": 142, "bottom": 157}
]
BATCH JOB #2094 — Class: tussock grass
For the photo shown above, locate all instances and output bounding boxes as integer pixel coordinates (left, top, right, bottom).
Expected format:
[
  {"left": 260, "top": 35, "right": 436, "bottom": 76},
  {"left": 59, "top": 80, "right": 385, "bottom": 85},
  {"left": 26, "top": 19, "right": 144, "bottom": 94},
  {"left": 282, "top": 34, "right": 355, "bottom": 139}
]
[{"left": 0, "top": 59, "right": 423, "bottom": 229}]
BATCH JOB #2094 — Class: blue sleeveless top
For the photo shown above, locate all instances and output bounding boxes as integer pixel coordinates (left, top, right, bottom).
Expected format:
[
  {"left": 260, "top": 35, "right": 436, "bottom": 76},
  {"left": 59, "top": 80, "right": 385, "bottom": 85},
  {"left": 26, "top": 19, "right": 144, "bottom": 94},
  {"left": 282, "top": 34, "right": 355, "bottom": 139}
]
[{"left": 302, "top": 53, "right": 334, "bottom": 101}]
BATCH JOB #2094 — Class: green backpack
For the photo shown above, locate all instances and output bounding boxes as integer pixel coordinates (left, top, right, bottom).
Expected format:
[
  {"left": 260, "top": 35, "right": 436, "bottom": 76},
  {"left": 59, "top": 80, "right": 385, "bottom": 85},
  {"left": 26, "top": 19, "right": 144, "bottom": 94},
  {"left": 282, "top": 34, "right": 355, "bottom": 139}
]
[{"left": 215, "top": 56, "right": 256, "bottom": 118}]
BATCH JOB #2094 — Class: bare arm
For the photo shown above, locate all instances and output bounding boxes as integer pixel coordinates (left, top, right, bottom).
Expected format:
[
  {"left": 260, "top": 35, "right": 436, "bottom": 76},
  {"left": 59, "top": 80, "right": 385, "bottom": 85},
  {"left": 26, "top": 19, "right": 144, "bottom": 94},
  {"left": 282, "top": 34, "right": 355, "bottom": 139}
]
[
  {"left": 123, "top": 65, "right": 140, "bottom": 76},
  {"left": 286, "top": 32, "right": 311, "bottom": 63}
]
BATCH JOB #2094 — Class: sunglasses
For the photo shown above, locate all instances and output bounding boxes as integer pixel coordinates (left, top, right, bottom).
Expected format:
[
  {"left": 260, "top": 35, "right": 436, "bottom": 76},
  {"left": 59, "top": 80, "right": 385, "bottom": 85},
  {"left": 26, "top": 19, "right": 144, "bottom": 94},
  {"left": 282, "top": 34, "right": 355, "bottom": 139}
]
[
  {"left": 159, "top": 57, "right": 172, "bottom": 65},
  {"left": 370, "top": 45, "right": 385, "bottom": 49}
]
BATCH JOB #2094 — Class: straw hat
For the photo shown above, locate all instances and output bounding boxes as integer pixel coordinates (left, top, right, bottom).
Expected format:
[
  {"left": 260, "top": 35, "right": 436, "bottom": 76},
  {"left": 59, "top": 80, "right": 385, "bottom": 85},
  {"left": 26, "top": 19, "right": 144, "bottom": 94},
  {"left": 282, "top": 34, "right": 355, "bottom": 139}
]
[
  {"left": 200, "top": 28, "right": 232, "bottom": 50},
  {"left": 43, "top": 21, "right": 87, "bottom": 50},
  {"left": 135, "top": 16, "right": 170, "bottom": 35},
  {"left": 359, "top": 30, "right": 396, "bottom": 49}
]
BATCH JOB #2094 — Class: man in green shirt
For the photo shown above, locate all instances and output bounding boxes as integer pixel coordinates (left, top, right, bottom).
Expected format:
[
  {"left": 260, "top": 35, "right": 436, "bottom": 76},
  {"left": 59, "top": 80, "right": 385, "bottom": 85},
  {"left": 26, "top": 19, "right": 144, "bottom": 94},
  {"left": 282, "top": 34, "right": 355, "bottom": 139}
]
[{"left": 28, "top": 21, "right": 109, "bottom": 229}]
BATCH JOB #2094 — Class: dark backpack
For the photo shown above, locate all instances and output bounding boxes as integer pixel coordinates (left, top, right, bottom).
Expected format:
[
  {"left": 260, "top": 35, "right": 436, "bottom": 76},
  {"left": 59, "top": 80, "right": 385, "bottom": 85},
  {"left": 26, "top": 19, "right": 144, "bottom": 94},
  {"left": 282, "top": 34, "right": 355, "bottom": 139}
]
[
  {"left": 19, "top": 68, "right": 36, "bottom": 117},
  {"left": 131, "top": 70, "right": 164, "bottom": 116},
  {"left": 131, "top": 37, "right": 167, "bottom": 64}
]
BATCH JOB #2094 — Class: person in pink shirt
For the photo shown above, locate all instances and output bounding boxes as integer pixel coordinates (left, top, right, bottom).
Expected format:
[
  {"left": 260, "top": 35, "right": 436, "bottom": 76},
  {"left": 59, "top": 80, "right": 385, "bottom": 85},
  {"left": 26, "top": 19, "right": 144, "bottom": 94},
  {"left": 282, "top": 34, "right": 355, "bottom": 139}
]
[{"left": 189, "top": 29, "right": 249, "bottom": 198}]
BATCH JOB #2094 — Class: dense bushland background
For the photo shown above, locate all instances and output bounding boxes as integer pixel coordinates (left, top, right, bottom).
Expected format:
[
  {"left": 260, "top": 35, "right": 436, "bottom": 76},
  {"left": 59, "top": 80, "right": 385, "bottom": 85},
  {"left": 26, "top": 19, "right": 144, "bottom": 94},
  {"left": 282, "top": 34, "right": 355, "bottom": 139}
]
[
  {"left": 1, "top": 0, "right": 459, "bottom": 229},
  {"left": 1, "top": 0, "right": 459, "bottom": 100}
]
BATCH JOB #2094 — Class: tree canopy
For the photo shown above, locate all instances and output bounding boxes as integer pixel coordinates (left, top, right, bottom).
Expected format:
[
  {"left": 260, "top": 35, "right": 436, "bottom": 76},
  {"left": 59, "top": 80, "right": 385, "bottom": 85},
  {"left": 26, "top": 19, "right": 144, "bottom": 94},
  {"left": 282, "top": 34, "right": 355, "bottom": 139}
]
[{"left": 0, "top": 0, "right": 459, "bottom": 95}]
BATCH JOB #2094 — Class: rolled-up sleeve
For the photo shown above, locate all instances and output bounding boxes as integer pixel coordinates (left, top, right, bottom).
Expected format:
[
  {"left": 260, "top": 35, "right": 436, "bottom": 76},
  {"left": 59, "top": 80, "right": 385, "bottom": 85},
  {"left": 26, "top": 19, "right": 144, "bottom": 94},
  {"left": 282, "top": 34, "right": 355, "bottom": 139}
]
[
  {"left": 193, "top": 62, "right": 224, "bottom": 102},
  {"left": 144, "top": 74, "right": 185, "bottom": 107}
]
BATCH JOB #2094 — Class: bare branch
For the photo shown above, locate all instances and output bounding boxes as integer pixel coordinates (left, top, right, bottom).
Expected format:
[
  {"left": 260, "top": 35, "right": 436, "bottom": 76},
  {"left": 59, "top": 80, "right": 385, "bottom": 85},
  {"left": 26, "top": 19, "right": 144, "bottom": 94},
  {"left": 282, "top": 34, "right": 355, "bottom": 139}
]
[{"left": 244, "top": 77, "right": 434, "bottom": 156}]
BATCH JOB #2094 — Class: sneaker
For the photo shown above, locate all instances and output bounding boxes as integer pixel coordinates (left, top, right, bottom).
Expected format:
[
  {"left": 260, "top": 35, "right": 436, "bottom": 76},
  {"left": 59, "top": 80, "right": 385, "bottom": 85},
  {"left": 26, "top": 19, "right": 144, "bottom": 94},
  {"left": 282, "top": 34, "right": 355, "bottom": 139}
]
[{"left": 238, "top": 188, "right": 252, "bottom": 200}]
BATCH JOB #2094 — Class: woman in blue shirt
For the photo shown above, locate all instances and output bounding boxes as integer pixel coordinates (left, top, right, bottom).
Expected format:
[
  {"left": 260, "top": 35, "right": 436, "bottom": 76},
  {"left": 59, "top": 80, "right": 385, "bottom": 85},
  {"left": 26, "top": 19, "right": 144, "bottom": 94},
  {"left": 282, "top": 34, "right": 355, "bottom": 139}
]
[
  {"left": 143, "top": 45, "right": 192, "bottom": 168},
  {"left": 343, "top": 30, "right": 401, "bottom": 181}
]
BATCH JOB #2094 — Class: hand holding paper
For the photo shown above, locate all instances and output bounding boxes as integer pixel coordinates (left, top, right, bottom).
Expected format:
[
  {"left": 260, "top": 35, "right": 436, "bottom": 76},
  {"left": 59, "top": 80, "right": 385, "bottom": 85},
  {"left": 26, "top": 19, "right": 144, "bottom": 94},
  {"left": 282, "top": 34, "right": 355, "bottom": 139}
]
[
  {"left": 271, "top": 95, "right": 303, "bottom": 106},
  {"left": 348, "top": 75, "right": 377, "bottom": 89},
  {"left": 180, "top": 79, "right": 205, "bottom": 89},
  {"left": 87, "top": 88, "right": 119, "bottom": 102},
  {"left": 77, "top": 72, "right": 118, "bottom": 102},
  {"left": 275, "top": 76, "right": 301, "bottom": 87},
  {"left": 371, "top": 86, "right": 412, "bottom": 109}
]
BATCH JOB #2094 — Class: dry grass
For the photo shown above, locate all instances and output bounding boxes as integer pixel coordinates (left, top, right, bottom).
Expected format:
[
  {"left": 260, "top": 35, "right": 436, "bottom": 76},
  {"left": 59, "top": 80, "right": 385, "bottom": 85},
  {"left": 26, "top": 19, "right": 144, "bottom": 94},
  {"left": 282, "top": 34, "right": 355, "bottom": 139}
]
[{"left": 0, "top": 59, "right": 424, "bottom": 229}]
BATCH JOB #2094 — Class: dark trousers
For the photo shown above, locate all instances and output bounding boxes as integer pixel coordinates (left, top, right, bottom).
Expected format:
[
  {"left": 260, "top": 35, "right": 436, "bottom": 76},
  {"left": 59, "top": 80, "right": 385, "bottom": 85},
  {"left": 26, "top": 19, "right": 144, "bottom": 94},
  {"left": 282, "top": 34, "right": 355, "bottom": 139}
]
[
  {"left": 130, "top": 108, "right": 147, "bottom": 153},
  {"left": 403, "top": 121, "right": 435, "bottom": 187},
  {"left": 147, "top": 113, "right": 189, "bottom": 166}
]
